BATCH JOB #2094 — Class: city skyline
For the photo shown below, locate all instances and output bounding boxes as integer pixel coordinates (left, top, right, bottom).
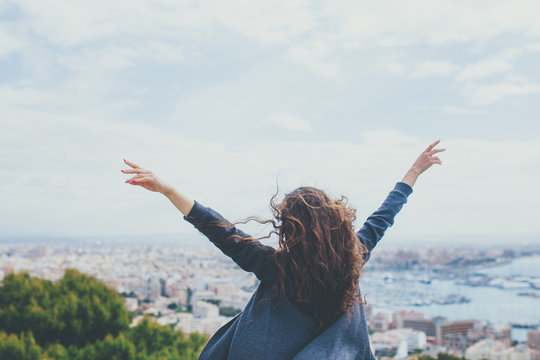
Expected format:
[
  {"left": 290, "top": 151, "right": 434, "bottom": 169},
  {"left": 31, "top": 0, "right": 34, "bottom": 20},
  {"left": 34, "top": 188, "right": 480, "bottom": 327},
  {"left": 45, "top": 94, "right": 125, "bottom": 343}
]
[{"left": 1, "top": 240, "right": 539, "bottom": 356}]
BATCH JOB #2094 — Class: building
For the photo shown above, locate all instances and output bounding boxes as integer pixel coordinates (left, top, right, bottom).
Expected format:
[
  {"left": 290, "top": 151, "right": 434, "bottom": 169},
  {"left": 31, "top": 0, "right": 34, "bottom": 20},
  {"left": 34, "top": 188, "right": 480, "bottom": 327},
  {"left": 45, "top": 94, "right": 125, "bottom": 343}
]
[
  {"left": 488, "top": 324, "right": 512, "bottom": 347},
  {"left": 175, "top": 313, "right": 195, "bottom": 334},
  {"left": 166, "top": 282, "right": 189, "bottom": 306},
  {"left": 392, "top": 311, "right": 423, "bottom": 329},
  {"left": 364, "top": 303, "right": 373, "bottom": 321},
  {"left": 465, "top": 339, "right": 532, "bottom": 360},
  {"left": 145, "top": 277, "right": 161, "bottom": 301},
  {"left": 159, "top": 312, "right": 232, "bottom": 336},
  {"left": 370, "top": 312, "right": 389, "bottom": 332},
  {"left": 370, "top": 331, "right": 408, "bottom": 359},
  {"left": 437, "top": 320, "right": 477, "bottom": 347},
  {"left": 191, "top": 289, "right": 217, "bottom": 304},
  {"left": 189, "top": 317, "right": 230, "bottom": 336},
  {"left": 209, "top": 282, "right": 239, "bottom": 298},
  {"left": 124, "top": 297, "right": 138, "bottom": 312},
  {"left": 403, "top": 318, "right": 437, "bottom": 337},
  {"left": 529, "top": 329, "right": 540, "bottom": 350},
  {"left": 193, "top": 300, "right": 219, "bottom": 318},
  {"left": 465, "top": 339, "right": 507, "bottom": 360},
  {"left": 392, "top": 328, "right": 427, "bottom": 353}
]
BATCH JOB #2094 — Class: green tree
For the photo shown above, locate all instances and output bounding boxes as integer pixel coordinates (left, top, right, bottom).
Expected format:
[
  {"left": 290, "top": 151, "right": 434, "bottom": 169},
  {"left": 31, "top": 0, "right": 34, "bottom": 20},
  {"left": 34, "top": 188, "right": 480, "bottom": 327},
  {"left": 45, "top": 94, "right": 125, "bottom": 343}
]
[
  {"left": 0, "top": 269, "right": 131, "bottom": 348},
  {"left": 437, "top": 354, "right": 462, "bottom": 360},
  {"left": 127, "top": 317, "right": 206, "bottom": 359},
  {"left": 92, "top": 333, "right": 136, "bottom": 360},
  {"left": 219, "top": 306, "right": 241, "bottom": 317},
  {"left": 44, "top": 343, "right": 70, "bottom": 360},
  {"left": 0, "top": 271, "right": 207, "bottom": 359},
  {"left": 0, "top": 332, "right": 42, "bottom": 360},
  {"left": 129, "top": 317, "right": 175, "bottom": 356},
  {"left": 56, "top": 269, "right": 131, "bottom": 346}
]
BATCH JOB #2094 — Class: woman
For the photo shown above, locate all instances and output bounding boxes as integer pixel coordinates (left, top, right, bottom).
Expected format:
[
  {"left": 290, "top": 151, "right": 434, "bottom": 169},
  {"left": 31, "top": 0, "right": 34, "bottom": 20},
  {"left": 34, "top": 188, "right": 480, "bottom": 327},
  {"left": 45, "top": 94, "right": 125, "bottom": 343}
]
[{"left": 122, "top": 140, "right": 445, "bottom": 359}]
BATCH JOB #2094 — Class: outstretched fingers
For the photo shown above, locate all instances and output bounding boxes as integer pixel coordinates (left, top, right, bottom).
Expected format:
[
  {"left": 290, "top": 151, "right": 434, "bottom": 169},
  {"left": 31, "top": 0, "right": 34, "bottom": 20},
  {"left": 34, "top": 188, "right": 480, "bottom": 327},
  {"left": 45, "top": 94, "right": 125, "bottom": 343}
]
[
  {"left": 121, "top": 159, "right": 150, "bottom": 175},
  {"left": 126, "top": 174, "right": 145, "bottom": 183},
  {"left": 429, "top": 148, "right": 446, "bottom": 155},
  {"left": 123, "top": 159, "right": 140, "bottom": 168},
  {"left": 425, "top": 140, "right": 441, "bottom": 152},
  {"left": 122, "top": 168, "right": 147, "bottom": 174}
]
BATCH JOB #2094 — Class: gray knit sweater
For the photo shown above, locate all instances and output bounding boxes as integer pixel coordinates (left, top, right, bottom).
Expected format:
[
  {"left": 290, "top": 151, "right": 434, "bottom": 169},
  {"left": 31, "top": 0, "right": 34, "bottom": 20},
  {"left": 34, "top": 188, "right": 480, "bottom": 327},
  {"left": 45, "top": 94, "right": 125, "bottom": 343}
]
[{"left": 184, "top": 182, "right": 413, "bottom": 360}]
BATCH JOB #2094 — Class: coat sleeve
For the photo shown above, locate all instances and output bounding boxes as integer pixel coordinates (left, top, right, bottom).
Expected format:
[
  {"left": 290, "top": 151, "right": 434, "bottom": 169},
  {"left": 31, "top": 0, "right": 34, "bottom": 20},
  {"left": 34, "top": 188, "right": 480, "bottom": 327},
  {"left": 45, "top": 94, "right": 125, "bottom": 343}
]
[
  {"left": 356, "top": 182, "right": 413, "bottom": 262},
  {"left": 184, "top": 201, "right": 277, "bottom": 282}
]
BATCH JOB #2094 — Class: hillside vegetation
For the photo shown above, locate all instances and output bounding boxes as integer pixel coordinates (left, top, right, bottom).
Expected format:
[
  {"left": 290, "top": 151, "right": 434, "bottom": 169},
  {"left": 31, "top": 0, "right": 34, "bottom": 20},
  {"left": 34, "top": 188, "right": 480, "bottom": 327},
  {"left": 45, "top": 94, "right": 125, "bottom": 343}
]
[{"left": 0, "top": 269, "right": 207, "bottom": 360}]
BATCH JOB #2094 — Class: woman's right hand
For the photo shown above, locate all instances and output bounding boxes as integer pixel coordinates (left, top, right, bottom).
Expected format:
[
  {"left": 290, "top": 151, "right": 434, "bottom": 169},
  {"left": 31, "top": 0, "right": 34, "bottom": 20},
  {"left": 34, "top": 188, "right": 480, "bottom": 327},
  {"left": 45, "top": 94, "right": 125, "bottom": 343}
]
[
  {"left": 121, "top": 159, "right": 173, "bottom": 195},
  {"left": 409, "top": 140, "right": 446, "bottom": 175}
]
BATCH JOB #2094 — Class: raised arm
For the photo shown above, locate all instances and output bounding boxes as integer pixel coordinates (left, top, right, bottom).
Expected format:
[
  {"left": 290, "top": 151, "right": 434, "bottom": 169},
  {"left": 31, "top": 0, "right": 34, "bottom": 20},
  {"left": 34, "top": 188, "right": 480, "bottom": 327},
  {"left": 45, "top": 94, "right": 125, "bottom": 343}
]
[
  {"left": 400, "top": 139, "right": 445, "bottom": 188},
  {"left": 357, "top": 140, "right": 445, "bottom": 261},
  {"left": 356, "top": 182, "right": 412, "bottom": 261},
  {"left": 182, "top": 201, "right": 276, "bottom": 282},
  {"left": 121, "top": 159, "right": 276, "bottom": 282}
]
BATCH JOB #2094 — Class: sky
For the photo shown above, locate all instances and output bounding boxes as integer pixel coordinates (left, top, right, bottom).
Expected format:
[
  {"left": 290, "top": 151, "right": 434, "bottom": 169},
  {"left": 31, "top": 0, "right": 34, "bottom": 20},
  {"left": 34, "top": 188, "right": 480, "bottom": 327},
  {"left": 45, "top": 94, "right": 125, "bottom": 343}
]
[{"left": 1, "top": 0, "right": 539, "bottom": 246}]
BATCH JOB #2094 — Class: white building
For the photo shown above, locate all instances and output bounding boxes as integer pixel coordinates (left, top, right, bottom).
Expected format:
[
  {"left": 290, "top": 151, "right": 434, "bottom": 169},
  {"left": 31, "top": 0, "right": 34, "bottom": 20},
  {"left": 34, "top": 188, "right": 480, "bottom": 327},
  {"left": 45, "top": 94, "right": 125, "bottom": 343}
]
[
  {"left": 371, "top": 328, "right": 426, "bottom": 356},
  {"left": 192, "top": 289, "right": 217, "bottom": 303},
  {"left": 370, "top": 312, "right": 389, "bottom": 332},
  {"left": 193, "top": 300, "right": 219, "bottom": 318},
  {"left": 394, "top": 328, "right": 427, "bottom": 353},
  {"left": 190, "top": 316, "right": 230, "bottom": 335},
  {"left": 370, "top": 331, "right": 408, "bottom": 359},
  {"left": 124, "top": 297, "right": 138, "bottom": 312},
  {"left": 465, "top": 339, "right": 520, "bottom": 360},
  {"left": 172, "top": 313, "right": 232, "bottom": 336}
]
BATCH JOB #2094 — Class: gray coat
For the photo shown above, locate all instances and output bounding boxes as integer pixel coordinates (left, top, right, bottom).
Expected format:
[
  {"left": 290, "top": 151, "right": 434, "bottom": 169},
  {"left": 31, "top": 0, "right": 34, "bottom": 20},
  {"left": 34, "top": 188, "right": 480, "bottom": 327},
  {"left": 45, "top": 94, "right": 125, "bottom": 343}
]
[{"left": 184, "top": 182, "right": 413, "bottom": 359}]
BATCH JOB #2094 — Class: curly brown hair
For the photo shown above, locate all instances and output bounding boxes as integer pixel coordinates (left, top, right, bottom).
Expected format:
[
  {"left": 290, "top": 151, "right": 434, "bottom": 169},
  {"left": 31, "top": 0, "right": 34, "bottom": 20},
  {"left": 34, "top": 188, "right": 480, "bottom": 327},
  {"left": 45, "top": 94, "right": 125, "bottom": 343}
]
[
  {"left": 269, "top": 186, "right": 368, "bottom": 331},
  {"left": 212, "top": 186, "right": 369, "bottom": 332}
]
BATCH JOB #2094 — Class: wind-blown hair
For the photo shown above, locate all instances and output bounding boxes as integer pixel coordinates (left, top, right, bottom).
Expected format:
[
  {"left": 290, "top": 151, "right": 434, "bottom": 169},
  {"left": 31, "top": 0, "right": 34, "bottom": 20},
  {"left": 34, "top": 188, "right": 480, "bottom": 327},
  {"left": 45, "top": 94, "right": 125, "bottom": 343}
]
[
  {"left": 270, "top": 187, "right": 368, "bottom": 331},
  {"left": 213, "top": 186, "right": 369, "bottom": 332}
]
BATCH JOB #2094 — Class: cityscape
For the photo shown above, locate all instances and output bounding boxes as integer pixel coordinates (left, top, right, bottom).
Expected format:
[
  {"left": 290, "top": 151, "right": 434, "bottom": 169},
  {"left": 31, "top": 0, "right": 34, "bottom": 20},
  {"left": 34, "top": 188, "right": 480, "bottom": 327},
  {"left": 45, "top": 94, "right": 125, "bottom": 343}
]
[
  {"left": 1, "top": 238, "right": 539, "bottom": 359},
  {"left": 2, "top": 0, "right": 540, "bottom": 359}
]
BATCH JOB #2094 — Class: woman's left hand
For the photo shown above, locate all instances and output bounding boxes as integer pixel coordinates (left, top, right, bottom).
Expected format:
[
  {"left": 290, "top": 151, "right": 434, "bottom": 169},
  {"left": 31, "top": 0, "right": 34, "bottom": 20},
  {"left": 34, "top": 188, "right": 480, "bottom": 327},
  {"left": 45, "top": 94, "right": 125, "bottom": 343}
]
[{"left": 121, "top": 159, "right": 172, "bottom": 195}]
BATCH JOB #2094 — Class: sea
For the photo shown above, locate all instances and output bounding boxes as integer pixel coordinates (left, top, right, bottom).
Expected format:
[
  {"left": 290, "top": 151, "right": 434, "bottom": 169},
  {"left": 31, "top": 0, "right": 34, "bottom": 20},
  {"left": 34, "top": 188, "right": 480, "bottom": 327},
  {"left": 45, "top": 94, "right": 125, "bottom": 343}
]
[{"left": 362, "top": 256, "right": 540, "bottom": 342}]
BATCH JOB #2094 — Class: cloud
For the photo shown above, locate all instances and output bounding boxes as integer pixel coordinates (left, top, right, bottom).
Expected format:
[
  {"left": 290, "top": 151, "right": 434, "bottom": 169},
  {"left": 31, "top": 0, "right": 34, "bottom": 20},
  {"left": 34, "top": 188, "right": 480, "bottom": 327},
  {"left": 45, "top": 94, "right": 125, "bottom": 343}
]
[
  {"left": 0, "top": 24, "right": 25, "bottom": 57},
  {"left": 1, "top": 0, "right": 540, "bottom": 242},
  {"left": 457, "top": 59, "right": 513, "bottom": 81},
  {"left": 408, "top": 105, "right": 431, "bottom": 111},
  {"left": 455, "top": 45, "right": 525, "bottom": 82},
  {"left": 442, "top": 106, "right": 486, "bottom": 115},
  {"left": 410, "top": 61, "right": 459, "bottom": 79},
  {"left": 384, "top": 58, "right": 459, "bottom": 79},
  {"left": 2, "top": 111, "right": 539, "bottom": 240},
  {"left": 8, "top": 0, "right": 540, "bottom": 80},
  {"left": 360, "top": 129, "right": 418, "bottom": 147},
  {"left": 286, "top": 40, "right": 340, "bottom": 79},
  {"left": 58, "top": 46, "right": 137, "bottom": 71},
  {"left": 268, "top": 111, "right": 313, "bottom": 132},
  {"left": 464, "top": 78, "right": 540, "bottom": 105},
  {"left": 0, "top": 84, "right": 60, "bottom": 107},
  {"left": 12, "top": 0, "right": 316, "bottom": 48},
  {"left": 324, "top": 0, "right": 540, "bottom": 46},
  {"left": 198, "top": 0, "right": 316, "bottom": 47}
]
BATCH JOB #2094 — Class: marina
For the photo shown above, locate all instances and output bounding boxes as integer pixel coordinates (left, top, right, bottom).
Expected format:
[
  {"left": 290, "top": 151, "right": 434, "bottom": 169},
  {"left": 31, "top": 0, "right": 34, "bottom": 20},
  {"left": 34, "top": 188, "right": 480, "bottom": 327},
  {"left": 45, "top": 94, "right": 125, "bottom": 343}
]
[{"left": 362, "top": 256, "right": 540, "bottom": 342}]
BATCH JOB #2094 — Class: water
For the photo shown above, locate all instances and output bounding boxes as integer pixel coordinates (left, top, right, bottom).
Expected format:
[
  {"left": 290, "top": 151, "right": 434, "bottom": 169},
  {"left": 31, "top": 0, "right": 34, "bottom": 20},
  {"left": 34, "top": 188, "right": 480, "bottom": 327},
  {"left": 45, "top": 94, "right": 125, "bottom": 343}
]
[
  {"left": 363, "top": 256, "right": 540, "bottom": 342},
  {"left": 475, "top": 256, "right": 540, "bottom": 277}
]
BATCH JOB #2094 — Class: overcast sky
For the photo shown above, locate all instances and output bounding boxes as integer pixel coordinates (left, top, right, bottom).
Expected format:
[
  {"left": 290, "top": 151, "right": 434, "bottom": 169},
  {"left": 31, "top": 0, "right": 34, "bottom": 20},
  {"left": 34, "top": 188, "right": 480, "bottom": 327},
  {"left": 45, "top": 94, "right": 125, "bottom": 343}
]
[{"left": 1, "top": 1, "right": 539, "bottom": 246}]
